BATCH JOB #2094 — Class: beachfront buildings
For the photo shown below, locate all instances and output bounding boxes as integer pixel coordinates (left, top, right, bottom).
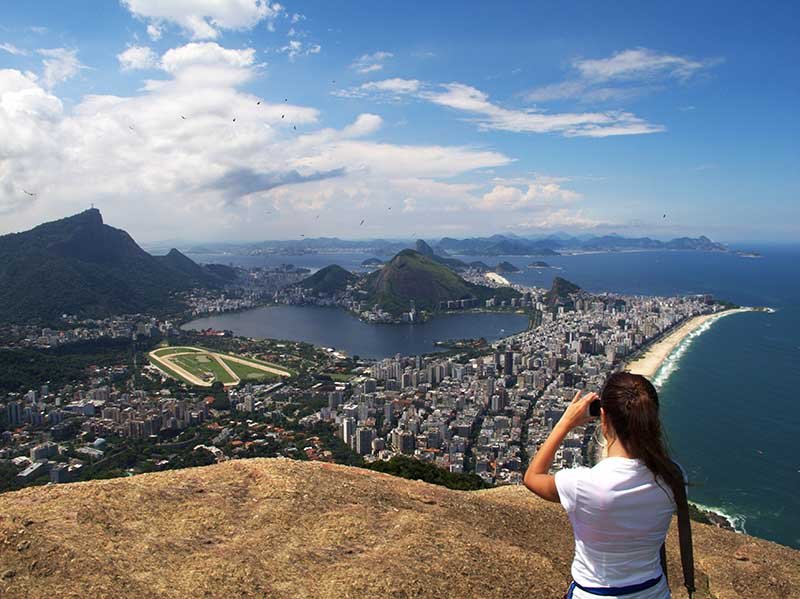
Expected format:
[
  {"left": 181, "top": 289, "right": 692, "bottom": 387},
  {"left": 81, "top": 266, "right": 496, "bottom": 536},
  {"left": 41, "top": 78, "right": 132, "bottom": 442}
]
[{"left": 303, "top": 289, "right": 722, "bottom": 483}]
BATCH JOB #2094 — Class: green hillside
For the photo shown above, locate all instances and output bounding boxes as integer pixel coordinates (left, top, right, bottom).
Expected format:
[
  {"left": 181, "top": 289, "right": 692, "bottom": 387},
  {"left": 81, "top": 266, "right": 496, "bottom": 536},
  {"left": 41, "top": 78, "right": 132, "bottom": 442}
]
[
  {"left": 364, "top": 249, "right": 520, "bottom": 314},
  {"left": 299, "top": 264, "right": 357, "bottom": 295},
  {"left": 0, "top": 209, "right": 217, "bottom": 324}
]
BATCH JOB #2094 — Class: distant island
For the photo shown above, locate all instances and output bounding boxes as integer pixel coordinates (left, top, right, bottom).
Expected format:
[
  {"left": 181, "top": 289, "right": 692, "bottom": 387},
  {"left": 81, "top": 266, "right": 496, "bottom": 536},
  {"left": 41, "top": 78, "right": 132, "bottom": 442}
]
[
  {"left": 361, "top": 257, "right": 384, "bottom": 266},
  {"left": 494, "top": 261, "right": 521, "bottom": 274},
  {"left": 185, "top": 232, "right": 755, "bottom": 259},
  {"left": 528, "top": 261, "right": 550, "bottom": 268}
]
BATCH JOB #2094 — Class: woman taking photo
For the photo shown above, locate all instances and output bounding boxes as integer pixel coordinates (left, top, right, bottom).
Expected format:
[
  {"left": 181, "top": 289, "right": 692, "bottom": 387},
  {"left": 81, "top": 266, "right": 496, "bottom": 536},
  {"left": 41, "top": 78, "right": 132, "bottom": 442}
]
[{"left": 523, "top": 372, "right": 694, "bottom": 599}]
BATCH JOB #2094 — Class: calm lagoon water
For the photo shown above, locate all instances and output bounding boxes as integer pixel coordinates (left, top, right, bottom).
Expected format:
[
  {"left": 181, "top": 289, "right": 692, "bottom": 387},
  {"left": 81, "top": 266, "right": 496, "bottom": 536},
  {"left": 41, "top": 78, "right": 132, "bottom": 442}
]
[{"left": 182, "top": 305, "right": 529, "bottom": 360}]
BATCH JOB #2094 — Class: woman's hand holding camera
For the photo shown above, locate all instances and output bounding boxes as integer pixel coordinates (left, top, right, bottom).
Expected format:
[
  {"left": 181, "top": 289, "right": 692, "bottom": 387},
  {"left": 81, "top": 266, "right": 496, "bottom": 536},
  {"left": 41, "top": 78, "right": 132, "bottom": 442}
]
[{"left": 556, "top": 390, "right": 599, "bottom": 432}]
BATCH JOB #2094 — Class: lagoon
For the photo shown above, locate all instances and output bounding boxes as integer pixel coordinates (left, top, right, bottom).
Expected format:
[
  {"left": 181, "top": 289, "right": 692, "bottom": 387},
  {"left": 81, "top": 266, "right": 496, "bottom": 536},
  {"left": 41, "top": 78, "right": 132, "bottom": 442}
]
[{"left": 182, "top": 305, "right": 529, "bottom": 359}]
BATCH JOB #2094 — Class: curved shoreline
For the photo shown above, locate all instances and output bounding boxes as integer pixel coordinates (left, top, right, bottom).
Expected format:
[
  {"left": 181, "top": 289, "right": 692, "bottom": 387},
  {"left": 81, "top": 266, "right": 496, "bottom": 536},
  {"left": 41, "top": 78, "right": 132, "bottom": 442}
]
[
  {"left": 625, "top": 307, "right": 756, "bottom": 535},
  {"left": 625, "top": 308, "right": 754, "bottom": 380}
]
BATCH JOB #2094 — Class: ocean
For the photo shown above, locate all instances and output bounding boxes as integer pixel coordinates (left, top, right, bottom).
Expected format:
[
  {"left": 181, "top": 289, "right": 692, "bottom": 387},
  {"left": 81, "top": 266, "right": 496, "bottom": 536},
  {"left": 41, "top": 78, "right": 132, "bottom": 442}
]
[
  {"left": 497, "top": 245, "right": 800, "bottom": 549},
  {"left": 187, "top": 243, "right": 800, "bottom": 549}
]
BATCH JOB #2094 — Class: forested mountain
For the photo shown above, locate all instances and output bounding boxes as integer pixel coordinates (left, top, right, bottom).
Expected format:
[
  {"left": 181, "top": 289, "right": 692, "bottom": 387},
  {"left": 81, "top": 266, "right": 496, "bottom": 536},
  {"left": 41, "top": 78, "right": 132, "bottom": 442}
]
[
  {"left": 0, "top": 209, "right": 229, "bottom": 323},
  {"left": 299, "top": 265, "right": 357, "bottom": 295},
  {"left": 364, "top": 249, "right": 519, "bottom": 314}
]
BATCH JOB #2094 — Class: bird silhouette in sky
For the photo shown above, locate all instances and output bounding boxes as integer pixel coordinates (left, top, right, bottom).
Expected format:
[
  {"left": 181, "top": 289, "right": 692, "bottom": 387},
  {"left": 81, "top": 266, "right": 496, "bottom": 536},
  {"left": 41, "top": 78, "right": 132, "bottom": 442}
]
[
  {"left": 663, "top": 214, "right": 667, "bottom": 219},
  {"left": 284, "top": 98, "right": 288, "bottom": 102},
  {"left": 315, "top": 214, "right": 320, "bottom": 220},
  {"left": 388, "top": 207, "right": 392, "bottom": 211},
  {"left": 180, "top": 115, "right": 186, "bottom": 120},
  {"left": 257, "top": 101, "right": 261, "bottom": 105},
  {"left": 232, "top": 118, "right": 237, "bottom": 122},
  {"left": 359, "top": 219, "right": 365, "bottom": 226},
  {"left": 281, "top": 114, "right": 285, "bottom": 119},
  {"left": 128, "top": 125, "right": 134, "bottom": 131},
  {"left": 293, "top": 125, "right": 296, "bottom": 130},
  {"left": 22, "top": 189, "right": 36, "bottom": 197}
]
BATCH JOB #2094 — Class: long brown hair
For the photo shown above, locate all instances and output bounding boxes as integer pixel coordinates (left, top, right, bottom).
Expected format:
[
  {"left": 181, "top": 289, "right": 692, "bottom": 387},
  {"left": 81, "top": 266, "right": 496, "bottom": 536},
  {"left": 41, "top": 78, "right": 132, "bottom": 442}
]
[{"left": 600, "top": 372, "right": 686, "bottom": 505}]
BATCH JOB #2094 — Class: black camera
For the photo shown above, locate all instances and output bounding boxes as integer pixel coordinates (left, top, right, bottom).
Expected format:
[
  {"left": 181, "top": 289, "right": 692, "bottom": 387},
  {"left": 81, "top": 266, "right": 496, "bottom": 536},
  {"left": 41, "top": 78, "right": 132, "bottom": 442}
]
[{"left": 589, "top": 399, "right": 601, "bottom": 417}]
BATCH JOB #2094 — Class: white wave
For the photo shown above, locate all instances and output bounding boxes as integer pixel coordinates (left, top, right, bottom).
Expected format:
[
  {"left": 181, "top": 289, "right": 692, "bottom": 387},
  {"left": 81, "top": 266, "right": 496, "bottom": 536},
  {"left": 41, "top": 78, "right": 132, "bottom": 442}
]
[
  {"left": 691, "top": 501, "right": 748, "bottom": 534},
  {"left": 653, "top": 315, "right": 720, "bottom": 389}
]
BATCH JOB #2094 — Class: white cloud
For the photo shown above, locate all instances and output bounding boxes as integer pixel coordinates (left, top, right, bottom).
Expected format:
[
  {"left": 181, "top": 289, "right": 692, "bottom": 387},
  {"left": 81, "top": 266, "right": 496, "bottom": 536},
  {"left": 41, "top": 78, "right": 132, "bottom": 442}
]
[
  {"left": 525, "top": 47, "right": 720, "bottom": 103},
  {"left": 121, "top": 0, "right": 285, "bottom": 40},
  {"left": 575, "top": 48, "right": 715, "bottom": 82},
  {"left": 146, "top": 23, "right": 162, "bottom": 40},
  {"left": 424, "top": 82, "right": 664, "bottom": 137},
  {"left": 37, "top": 48, "right": 86, "bottom": 88},
  {"left": 477, "top": 180, "right": 581, "bottom": 211},
  {"left": 290, "top": 13, "right": 305, "bottom": 24},
  {"left": 160, "top": 42, "right": 256, "bottom": 72},
  {"left": 0, "top": 43, "right": 28, "bottom": 56},
  {"left": 118, "top": 45, "right": 158, "bottom": 71},
  {"left": 515, "top": 209, "right": 609, "bottom": 230},
  {"left": 336, "top": 78, "right": 662, "bottom": 137},
  {"left": 350, "top": 51, "right": 392, "bottom": 74},
  {"left": 0, "top": 43, "right": 538, "bottom": 240},
  {"left": 277, "top": 40, "right": 321, "bottom": 60},
  {"left": 340, "top": 113, "right": 382, "bottom": 138},
  {"left": 362, "top": 78, "right": 420, "bottom": 94}
]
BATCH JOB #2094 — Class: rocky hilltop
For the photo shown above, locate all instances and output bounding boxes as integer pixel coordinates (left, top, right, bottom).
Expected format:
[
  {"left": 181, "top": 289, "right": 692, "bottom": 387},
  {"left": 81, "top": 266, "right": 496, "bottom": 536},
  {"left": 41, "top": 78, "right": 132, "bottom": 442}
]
[{"left": 0, "top": 459, "right": 796, "bottom": 599}]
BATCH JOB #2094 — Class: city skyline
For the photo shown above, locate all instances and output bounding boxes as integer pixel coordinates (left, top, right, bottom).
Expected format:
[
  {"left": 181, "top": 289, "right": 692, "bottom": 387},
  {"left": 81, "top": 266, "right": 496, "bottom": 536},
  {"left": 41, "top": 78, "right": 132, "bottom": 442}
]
[{"left": 1, "top": 1, "right": 798, "bottom": 242}]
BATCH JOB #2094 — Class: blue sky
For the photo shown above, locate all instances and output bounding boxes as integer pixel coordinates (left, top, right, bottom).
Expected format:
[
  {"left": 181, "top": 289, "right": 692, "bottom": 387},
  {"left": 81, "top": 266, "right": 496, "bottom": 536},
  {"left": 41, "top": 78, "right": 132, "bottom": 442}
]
[{"left": 0, "top": 1, "right": 797, "bottom": 243}]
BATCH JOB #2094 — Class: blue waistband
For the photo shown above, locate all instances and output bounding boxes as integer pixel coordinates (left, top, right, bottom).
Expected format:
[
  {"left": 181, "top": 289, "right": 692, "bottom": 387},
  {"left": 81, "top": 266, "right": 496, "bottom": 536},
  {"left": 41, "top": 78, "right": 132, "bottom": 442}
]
[{"left": 566, "top": 574, "right": 662, "bottom": 597}]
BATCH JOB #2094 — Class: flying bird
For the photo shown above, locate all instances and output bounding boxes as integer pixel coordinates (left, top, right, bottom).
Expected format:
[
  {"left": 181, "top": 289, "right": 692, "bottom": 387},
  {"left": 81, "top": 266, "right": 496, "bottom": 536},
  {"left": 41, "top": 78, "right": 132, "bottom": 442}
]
[
  {"left": 128, "top": 125, "right": 134, "bottom": 130},
  {"left": 22, "top": 189, "right": 36, "bottom": 197},
  {"left": 257, "top": 101, "right": 261, "bottom": 105},
  {"left": 293, "top": 125, "right": 296, "bottom": 130},
  {"left": 359, "top": 219, "right": 365, "bottom": 226},
  {"left": 181, "top": 116, "right": 186, "bottom": 120},
  {"left": 284, "top": 98, "right": 288, "bottom": 102},
  {"left": 281, "top": 114, "right": 285, "bottom": 119},
  {"left": 663, "top": 214, "right": 667, "bottom": 219},
  {"left": 232, "top": 118, "right": 237, "bottom": 122}
]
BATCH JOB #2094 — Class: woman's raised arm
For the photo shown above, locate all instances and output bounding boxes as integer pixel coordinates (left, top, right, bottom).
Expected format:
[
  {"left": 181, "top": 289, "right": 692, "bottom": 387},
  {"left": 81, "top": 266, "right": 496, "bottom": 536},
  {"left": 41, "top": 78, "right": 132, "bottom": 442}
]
[{"left": 523, "top": 390, "right": 597, "bottom": 502}]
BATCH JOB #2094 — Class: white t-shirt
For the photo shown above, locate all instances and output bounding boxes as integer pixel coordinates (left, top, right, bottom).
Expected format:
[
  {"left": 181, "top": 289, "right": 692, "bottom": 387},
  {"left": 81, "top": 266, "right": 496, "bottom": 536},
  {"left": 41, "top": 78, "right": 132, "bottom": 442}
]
[{"left": 555, "top": 457, "right": 679, "bottom": 599}]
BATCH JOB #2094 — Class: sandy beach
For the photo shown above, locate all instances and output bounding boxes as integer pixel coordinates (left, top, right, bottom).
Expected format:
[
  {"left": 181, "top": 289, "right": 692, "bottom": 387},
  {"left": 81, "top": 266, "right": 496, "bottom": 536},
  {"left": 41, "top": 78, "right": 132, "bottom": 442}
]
[
  {"left": 626, "top": 308, "right": 753, "bottom": 379},
  {"left": 485, "top": 272, "right": 510, "bottom": 285}
]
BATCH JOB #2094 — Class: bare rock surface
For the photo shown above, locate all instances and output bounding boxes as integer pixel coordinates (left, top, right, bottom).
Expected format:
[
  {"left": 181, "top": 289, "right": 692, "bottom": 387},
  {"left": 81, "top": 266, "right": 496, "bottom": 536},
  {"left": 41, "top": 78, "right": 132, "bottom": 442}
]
[{"left": 0, "top": 459, "right": 797, "bottom": 598}]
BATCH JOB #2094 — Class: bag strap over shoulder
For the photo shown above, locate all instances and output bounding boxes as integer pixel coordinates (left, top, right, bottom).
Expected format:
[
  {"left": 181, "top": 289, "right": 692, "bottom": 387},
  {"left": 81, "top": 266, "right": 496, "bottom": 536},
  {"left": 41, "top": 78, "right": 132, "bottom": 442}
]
[
  {"left": 674, "top": 482, "right": 696, "bottom": 598},
  {"left": 661, "top": 462, "right": 696, "bottom": 597}
]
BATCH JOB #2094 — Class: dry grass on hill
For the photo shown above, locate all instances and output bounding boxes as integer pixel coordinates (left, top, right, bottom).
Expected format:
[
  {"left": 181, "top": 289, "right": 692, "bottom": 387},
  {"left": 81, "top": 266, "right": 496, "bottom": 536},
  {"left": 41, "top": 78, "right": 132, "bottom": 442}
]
[{"left": 0, "top": 459, "right": 797, "bottom": 598}]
